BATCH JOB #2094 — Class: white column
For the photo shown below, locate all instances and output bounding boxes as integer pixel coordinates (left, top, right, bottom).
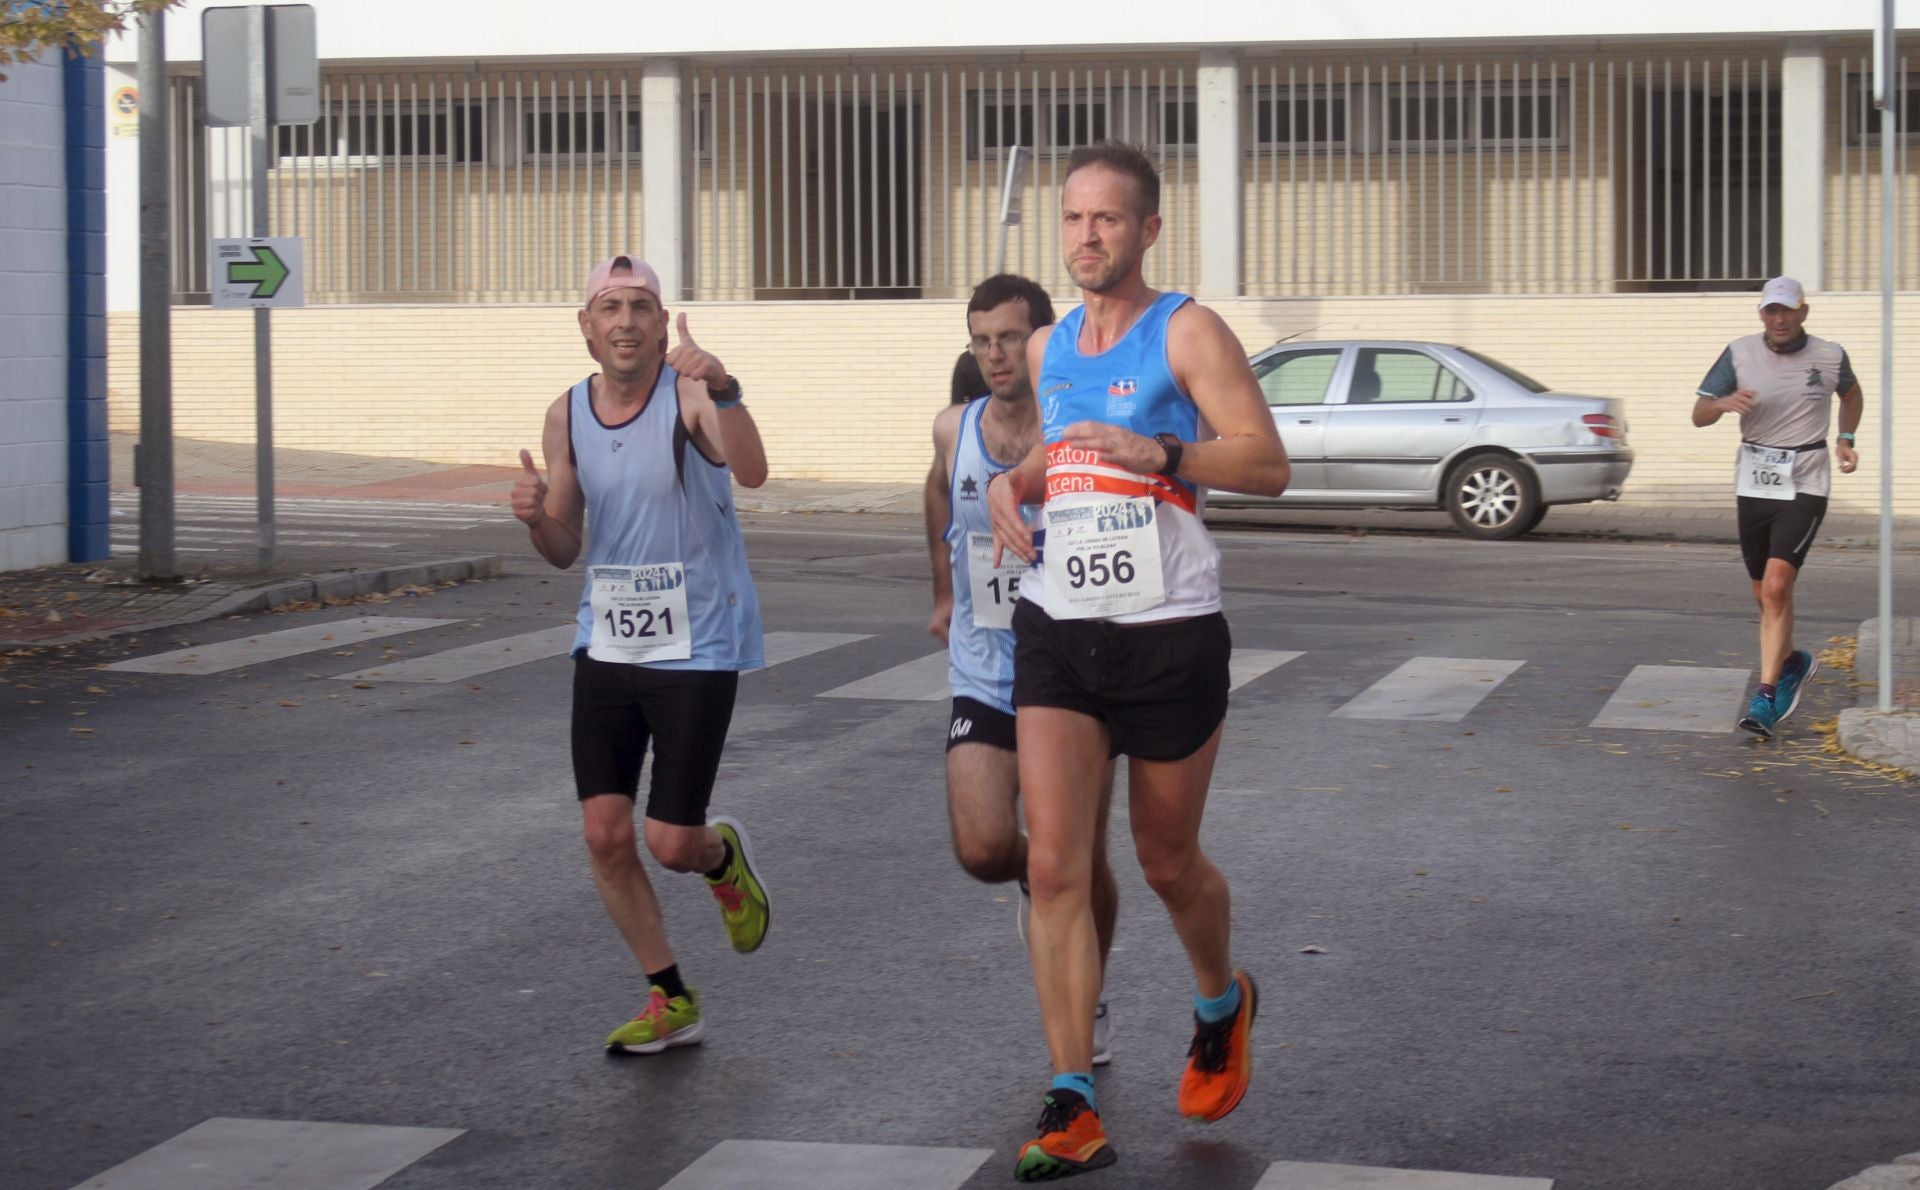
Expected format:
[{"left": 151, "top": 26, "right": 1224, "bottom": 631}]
[
  {"left": 1196, "top": 49, "right": 1241, "bottom": 299},
  {"left": 104, "top": 64, "right": 142, "bottom": 311},
  {"left": 1779, "top": 43, "right": 1826, "bottom": 289},
  {"left": 641, "top": 58, "right": 686, "bottom": 301}
]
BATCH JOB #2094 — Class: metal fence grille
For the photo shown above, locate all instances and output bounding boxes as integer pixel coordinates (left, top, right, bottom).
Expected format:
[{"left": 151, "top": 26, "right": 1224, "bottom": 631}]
[
  {"left": 1830, "top": 53, "right": 1915, "bottom": 290},
  {"left": 161, "top": 49, "right": 1914, "bottom": 304},
  {"left": 688, "top": 61, "right": 1199, "bottom": 301},
  {"left": 1242, "top": 55, "right": 1785, "bottom": 296}
]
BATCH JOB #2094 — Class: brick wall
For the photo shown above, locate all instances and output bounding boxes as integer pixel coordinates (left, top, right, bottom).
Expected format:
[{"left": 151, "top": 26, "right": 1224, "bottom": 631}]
[
  {"left": 106, "top": 291, "right": 1917, "bottom": 512},
  {"left": 1, "top": 57, "right": 69, "bottom": 571}
]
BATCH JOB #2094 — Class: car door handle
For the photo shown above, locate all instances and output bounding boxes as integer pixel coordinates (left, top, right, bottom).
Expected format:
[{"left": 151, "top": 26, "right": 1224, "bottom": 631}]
[
  {"left": 1294, "top": 417, "right": 1319, "bottom": 425},
  {"left": 1443, "top": 416, "right": 1464, "bottom": 423}
]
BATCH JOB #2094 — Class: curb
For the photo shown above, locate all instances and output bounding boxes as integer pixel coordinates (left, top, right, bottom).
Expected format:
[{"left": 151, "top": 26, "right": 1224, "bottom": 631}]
[
  {"left": 1827, "top": 1153, "right": 1920, "bottom": 1189},
  {"left": 1835, "top": 707, "right": 1920, "bottom": 771},
  {"left": 0, "top": 555, "right": 502, "bottom": 651}
]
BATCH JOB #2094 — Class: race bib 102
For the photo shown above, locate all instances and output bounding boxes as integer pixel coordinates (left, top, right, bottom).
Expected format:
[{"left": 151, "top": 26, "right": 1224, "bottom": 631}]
[{"left": 1736, "top": 443, "right": 1796, "bottom": 501}]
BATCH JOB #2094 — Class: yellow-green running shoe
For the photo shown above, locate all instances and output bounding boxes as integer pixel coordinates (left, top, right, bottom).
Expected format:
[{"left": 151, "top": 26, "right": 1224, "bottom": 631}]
[
  {"left": 705, "top": 815, "right": 770, "bottom": 953},
  {"left": 605, "top": 986, "right": 703, "bottom": 1054}
]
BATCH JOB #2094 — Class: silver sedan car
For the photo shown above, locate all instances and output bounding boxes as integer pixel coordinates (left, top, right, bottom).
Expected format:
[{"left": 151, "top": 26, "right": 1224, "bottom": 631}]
[{"left": 1212, "top": 340, "right": 1634, "bottom": 540}]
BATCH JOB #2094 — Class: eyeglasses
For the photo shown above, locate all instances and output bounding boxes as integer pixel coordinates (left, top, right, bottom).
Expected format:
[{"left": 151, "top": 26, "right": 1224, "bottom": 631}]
[{"left": 968, "top": 331, "right": 1030, "bottom": 358}]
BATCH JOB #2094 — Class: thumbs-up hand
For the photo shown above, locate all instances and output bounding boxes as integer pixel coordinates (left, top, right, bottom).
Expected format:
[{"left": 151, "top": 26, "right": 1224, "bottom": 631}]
[
  {"left": 512, "top": 448, "right": 549, "bottom": 527},
  {"left": 663, "top": 311, "right": 726, "bottom": 390}
]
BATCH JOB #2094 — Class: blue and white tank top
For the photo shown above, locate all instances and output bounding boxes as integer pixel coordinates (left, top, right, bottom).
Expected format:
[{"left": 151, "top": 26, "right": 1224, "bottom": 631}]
[
  {"left": 1025, "top": 291, "right": 1220, "bottom": 623},
  {"left": 944, "top": 397, "right": 1021, "bottom": 713},
  {"left": 569, "top": 368, "right": 764, "bottom": 670}
]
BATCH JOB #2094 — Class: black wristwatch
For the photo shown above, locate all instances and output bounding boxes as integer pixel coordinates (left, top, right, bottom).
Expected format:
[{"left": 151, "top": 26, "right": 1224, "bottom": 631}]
[
  {"left": 709, "top": 375, "right": 744, "bottom": 409},
  {"left": 1153, "top": 432, "right": 1184, "bottom": 476}
]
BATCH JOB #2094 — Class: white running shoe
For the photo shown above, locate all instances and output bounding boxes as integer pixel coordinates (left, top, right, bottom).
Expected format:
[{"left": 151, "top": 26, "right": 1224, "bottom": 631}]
[{"left": 1092, "top": 1000, "right": 1114, "bottom": 1067}]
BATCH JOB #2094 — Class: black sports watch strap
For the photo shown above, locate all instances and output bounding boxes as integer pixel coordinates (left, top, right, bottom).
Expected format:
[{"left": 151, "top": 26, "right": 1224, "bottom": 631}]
[{"left": 1153, "top": 432, "right": 1184, "bottom": 477}]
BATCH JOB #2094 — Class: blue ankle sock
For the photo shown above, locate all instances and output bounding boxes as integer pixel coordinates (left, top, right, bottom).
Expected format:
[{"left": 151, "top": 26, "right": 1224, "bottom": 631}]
[
  {"left": 1195, "top": 978, "right": 1243, "bottom": 1024},
  {"left": 1050, "top": 1072, "right": 1096, "bottom": 1111}
]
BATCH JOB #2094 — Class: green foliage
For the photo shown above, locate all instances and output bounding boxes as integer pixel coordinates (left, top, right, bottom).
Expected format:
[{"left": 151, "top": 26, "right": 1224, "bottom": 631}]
[{"left": 0, "top": 1, "right": 185, "bottom": 80}]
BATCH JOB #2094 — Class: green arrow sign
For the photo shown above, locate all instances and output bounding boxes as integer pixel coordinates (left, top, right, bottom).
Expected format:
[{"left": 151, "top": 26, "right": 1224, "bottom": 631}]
[{"left": 226, "top": 245, "right": 290, "bottom": 299}]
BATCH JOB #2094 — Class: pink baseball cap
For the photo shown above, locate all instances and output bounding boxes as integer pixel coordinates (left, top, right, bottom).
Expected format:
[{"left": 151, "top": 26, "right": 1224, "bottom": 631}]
[{"left": 583, "top": 254, "right": 661, "bottom": 307}]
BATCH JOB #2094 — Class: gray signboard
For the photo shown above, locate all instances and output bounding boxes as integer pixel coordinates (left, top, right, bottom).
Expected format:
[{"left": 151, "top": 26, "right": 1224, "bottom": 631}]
[{"left": 202, "top": 4, "right": 319, "bottom": 128}]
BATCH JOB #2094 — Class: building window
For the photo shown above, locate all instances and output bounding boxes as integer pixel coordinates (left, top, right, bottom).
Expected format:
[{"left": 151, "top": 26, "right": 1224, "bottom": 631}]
[
  {"left": 1250, "top": 88, "right": 1350, "bottom": 150},
  {"left": 1844, "top": 77, "right": 1920, "bottom": 143},
  {"left": 1382, "top": 80, "right": 1569, "bottom": 150},
  {"left": 968, "top": 93, "right": 1107, "bottom": 158},
  {"left": 275, "top": 104, "right": 486, "bottom": 164}
]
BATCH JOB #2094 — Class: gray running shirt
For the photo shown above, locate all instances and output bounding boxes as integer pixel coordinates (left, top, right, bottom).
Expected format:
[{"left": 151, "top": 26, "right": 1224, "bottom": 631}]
[{"left": 1697, "top": 332, "right": 1857, "bottom": 498}]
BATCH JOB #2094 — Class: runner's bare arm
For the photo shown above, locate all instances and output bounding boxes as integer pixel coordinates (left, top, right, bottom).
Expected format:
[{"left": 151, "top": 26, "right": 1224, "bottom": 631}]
[
  {"left": 1693, "top": 389, "right": 1755, "bottom": 426},
  {"left": 680, "top": 376, "right": 770, "bottom": 489},
  {"left": 925, "top": 404, "right": 963, "bottom": 641},
  {"left": 1836, "top": 383, "right": 1864, "bottom": 474},
  {"left": 514, "top": 393, "right": 585, "bottom": 569},
  {"left": 1061, "top": 303, "right": 1287, "bottom": 497},
  {"left": 669, "top": 313, "right": 769, "bottom": 488}
]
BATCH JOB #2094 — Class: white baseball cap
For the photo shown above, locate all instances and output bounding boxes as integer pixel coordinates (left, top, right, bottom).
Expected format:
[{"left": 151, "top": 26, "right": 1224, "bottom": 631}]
[{"left": 1758, "top": 276, "right": 1806, "bottom": 311}]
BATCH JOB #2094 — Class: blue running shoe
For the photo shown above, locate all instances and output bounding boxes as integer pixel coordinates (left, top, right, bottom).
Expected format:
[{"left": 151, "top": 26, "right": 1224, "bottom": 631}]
[
  {"left": 1774, "top": 649, "right": 1818, "bottom": 724},
  {"left": 1738, "top": 691, "right": 1779, "bottom": 739}
]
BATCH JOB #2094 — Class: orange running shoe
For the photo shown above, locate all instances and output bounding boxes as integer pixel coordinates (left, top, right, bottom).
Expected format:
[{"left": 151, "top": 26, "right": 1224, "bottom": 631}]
[
  {"left": 1177, "top": 969, "right": 1258, "bottom": 1123},
  {"left": 1013, "top": 1089, "right": 1117, "bottom": 1182}
]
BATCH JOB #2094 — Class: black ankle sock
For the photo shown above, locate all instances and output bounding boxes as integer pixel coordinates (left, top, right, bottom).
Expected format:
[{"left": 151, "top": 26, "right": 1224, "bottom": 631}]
[
  {"left": 648, "top": 963, "right": 689, "bottom": 1001},
  {"left": 703, "top": 837, "right": 734, "bottom": 882},
  {"left": 1759, "top": 682, "right": 1778, "bottom": 699}
]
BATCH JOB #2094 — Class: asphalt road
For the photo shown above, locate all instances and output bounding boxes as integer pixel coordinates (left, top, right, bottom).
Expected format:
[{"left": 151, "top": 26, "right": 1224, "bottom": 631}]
[{"left": 4, "top": 519, "right": 1917, "bottom": 1190}]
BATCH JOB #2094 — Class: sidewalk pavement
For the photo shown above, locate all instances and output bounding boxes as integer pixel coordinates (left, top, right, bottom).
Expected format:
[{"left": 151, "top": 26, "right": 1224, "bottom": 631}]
[{"left": 6, "top": 434, "right": 1919, "bottom": 773}]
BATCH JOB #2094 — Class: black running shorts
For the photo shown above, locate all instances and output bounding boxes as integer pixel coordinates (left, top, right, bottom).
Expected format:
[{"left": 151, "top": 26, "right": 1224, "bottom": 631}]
[
  {"left": 571, "top": 655, "right": 738, "bottom": 826},
  {"left": 1737, "top": 493, "right": 1828, "bottom": 581},
  {"left": 947, "top": 695, "right": 1017, "bottom": 753},
  {"left": 1011, "top": 600, "right": 1231, "bottom": 762}
]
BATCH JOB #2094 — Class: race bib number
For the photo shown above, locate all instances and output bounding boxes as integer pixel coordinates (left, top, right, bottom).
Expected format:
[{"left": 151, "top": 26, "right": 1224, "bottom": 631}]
[
  {"left": 588, "top": 563, "right": 692, "bottom": 663},
  {"left": 967, "top": 532, "right": 1029, "bottom": 630},
  {"left": 1043, "top": 497, "right": 1165, "bottom": 620},
  {"left": 1737, "top": 443, "right": 1797, "bottom": 501}
]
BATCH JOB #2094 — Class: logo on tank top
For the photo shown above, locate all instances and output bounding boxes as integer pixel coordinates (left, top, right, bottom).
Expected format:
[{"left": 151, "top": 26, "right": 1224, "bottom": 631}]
[
  {"left": 1805, "top": 367, "right": 1825, "bottom": 390},
  {"left": 1107, "top": 377, "right": 1139, "bottom": 418},
  {"left": 959, "top": 475, "right": 979, "bottom": 499},
  {"left": 611, "top": 439, "right": 624, "bottom": 452}
]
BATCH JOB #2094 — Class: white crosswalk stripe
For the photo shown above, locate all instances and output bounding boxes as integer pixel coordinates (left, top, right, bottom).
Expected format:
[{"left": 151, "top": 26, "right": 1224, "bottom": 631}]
[
  {"left": 105, "top": 616, "right": 460, "bottom": 675},
  {"left": 760, "top": 631, "right": 870, "bottom": 668},
  {"left": 1252, "top": 1161, "right": 1552, "bottom": 1189},
  {"left": 1590, "top": 664, "right": 1751, "bottom": 732},
  {"left": 334, "top": 625, "right": 579, "bottom": 683},
  {"left": 108, "top": 493, "right": 494, "bottom": 556},
  {"left": 1332, "top": 656, "right": 1526, "bottom": 722},
  {"left": 819, "top": 650, "right": 949, "bottom": 701},
  {"left": 662, "top": 1140, "right": 993, "bottom": 1190},
  {"left": 1230, "top": 648, "right": 1304, "bottom": 691},
  {"left": 71, "top": 1117, "right": 465, "bottom": 1190},
  {"left": 97, "top": 618, "right": 1760, "bottom": 734}
]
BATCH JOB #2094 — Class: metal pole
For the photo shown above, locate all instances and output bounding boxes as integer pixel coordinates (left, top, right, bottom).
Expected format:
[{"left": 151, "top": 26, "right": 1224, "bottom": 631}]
[
  {"left": 136, "top": 7, "right": 176, "bottom": 580},
  {"left": 249, "top": 5, "right": 275, "bottom": 567},
  {"left": 1876, "top": 3, "right": 1896, "bottom": 710}
]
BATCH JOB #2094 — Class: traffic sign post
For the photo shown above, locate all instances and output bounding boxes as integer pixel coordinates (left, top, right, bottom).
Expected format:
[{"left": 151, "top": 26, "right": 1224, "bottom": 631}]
[
  {"left": 211, "top": 237, "right": 303, "bottom": 307},
  {"left": 202, "top": 4, "right": 317, "bottom": 567}
]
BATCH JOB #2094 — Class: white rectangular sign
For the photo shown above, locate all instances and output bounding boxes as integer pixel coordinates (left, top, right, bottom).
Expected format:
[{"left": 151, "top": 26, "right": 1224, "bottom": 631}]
[{"left": 210, "top": 237, "right": 304, "bottom": 308}]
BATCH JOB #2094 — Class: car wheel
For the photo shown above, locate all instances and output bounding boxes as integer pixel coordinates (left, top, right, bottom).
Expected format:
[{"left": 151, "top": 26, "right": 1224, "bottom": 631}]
[{"left": 1444, "top": 453, "right": 1541, "bottom": 540}]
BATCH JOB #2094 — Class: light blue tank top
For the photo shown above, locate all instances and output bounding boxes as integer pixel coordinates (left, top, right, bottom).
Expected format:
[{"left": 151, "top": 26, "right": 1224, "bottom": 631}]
[
  {"left": 1028, "top": 290, "right": 1220, "bottom": 622},
  {"left": 569, "top": 369, "right": 764, "bottom": 670},
  {"left": 944, "top": 397, "right": 1020, "bottom": 713}
]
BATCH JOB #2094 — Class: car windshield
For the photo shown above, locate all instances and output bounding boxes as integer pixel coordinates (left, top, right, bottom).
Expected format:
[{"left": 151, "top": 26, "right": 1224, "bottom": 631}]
[{"left": 1456, "top": 348, "right": 1551, "bottom": 394}]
